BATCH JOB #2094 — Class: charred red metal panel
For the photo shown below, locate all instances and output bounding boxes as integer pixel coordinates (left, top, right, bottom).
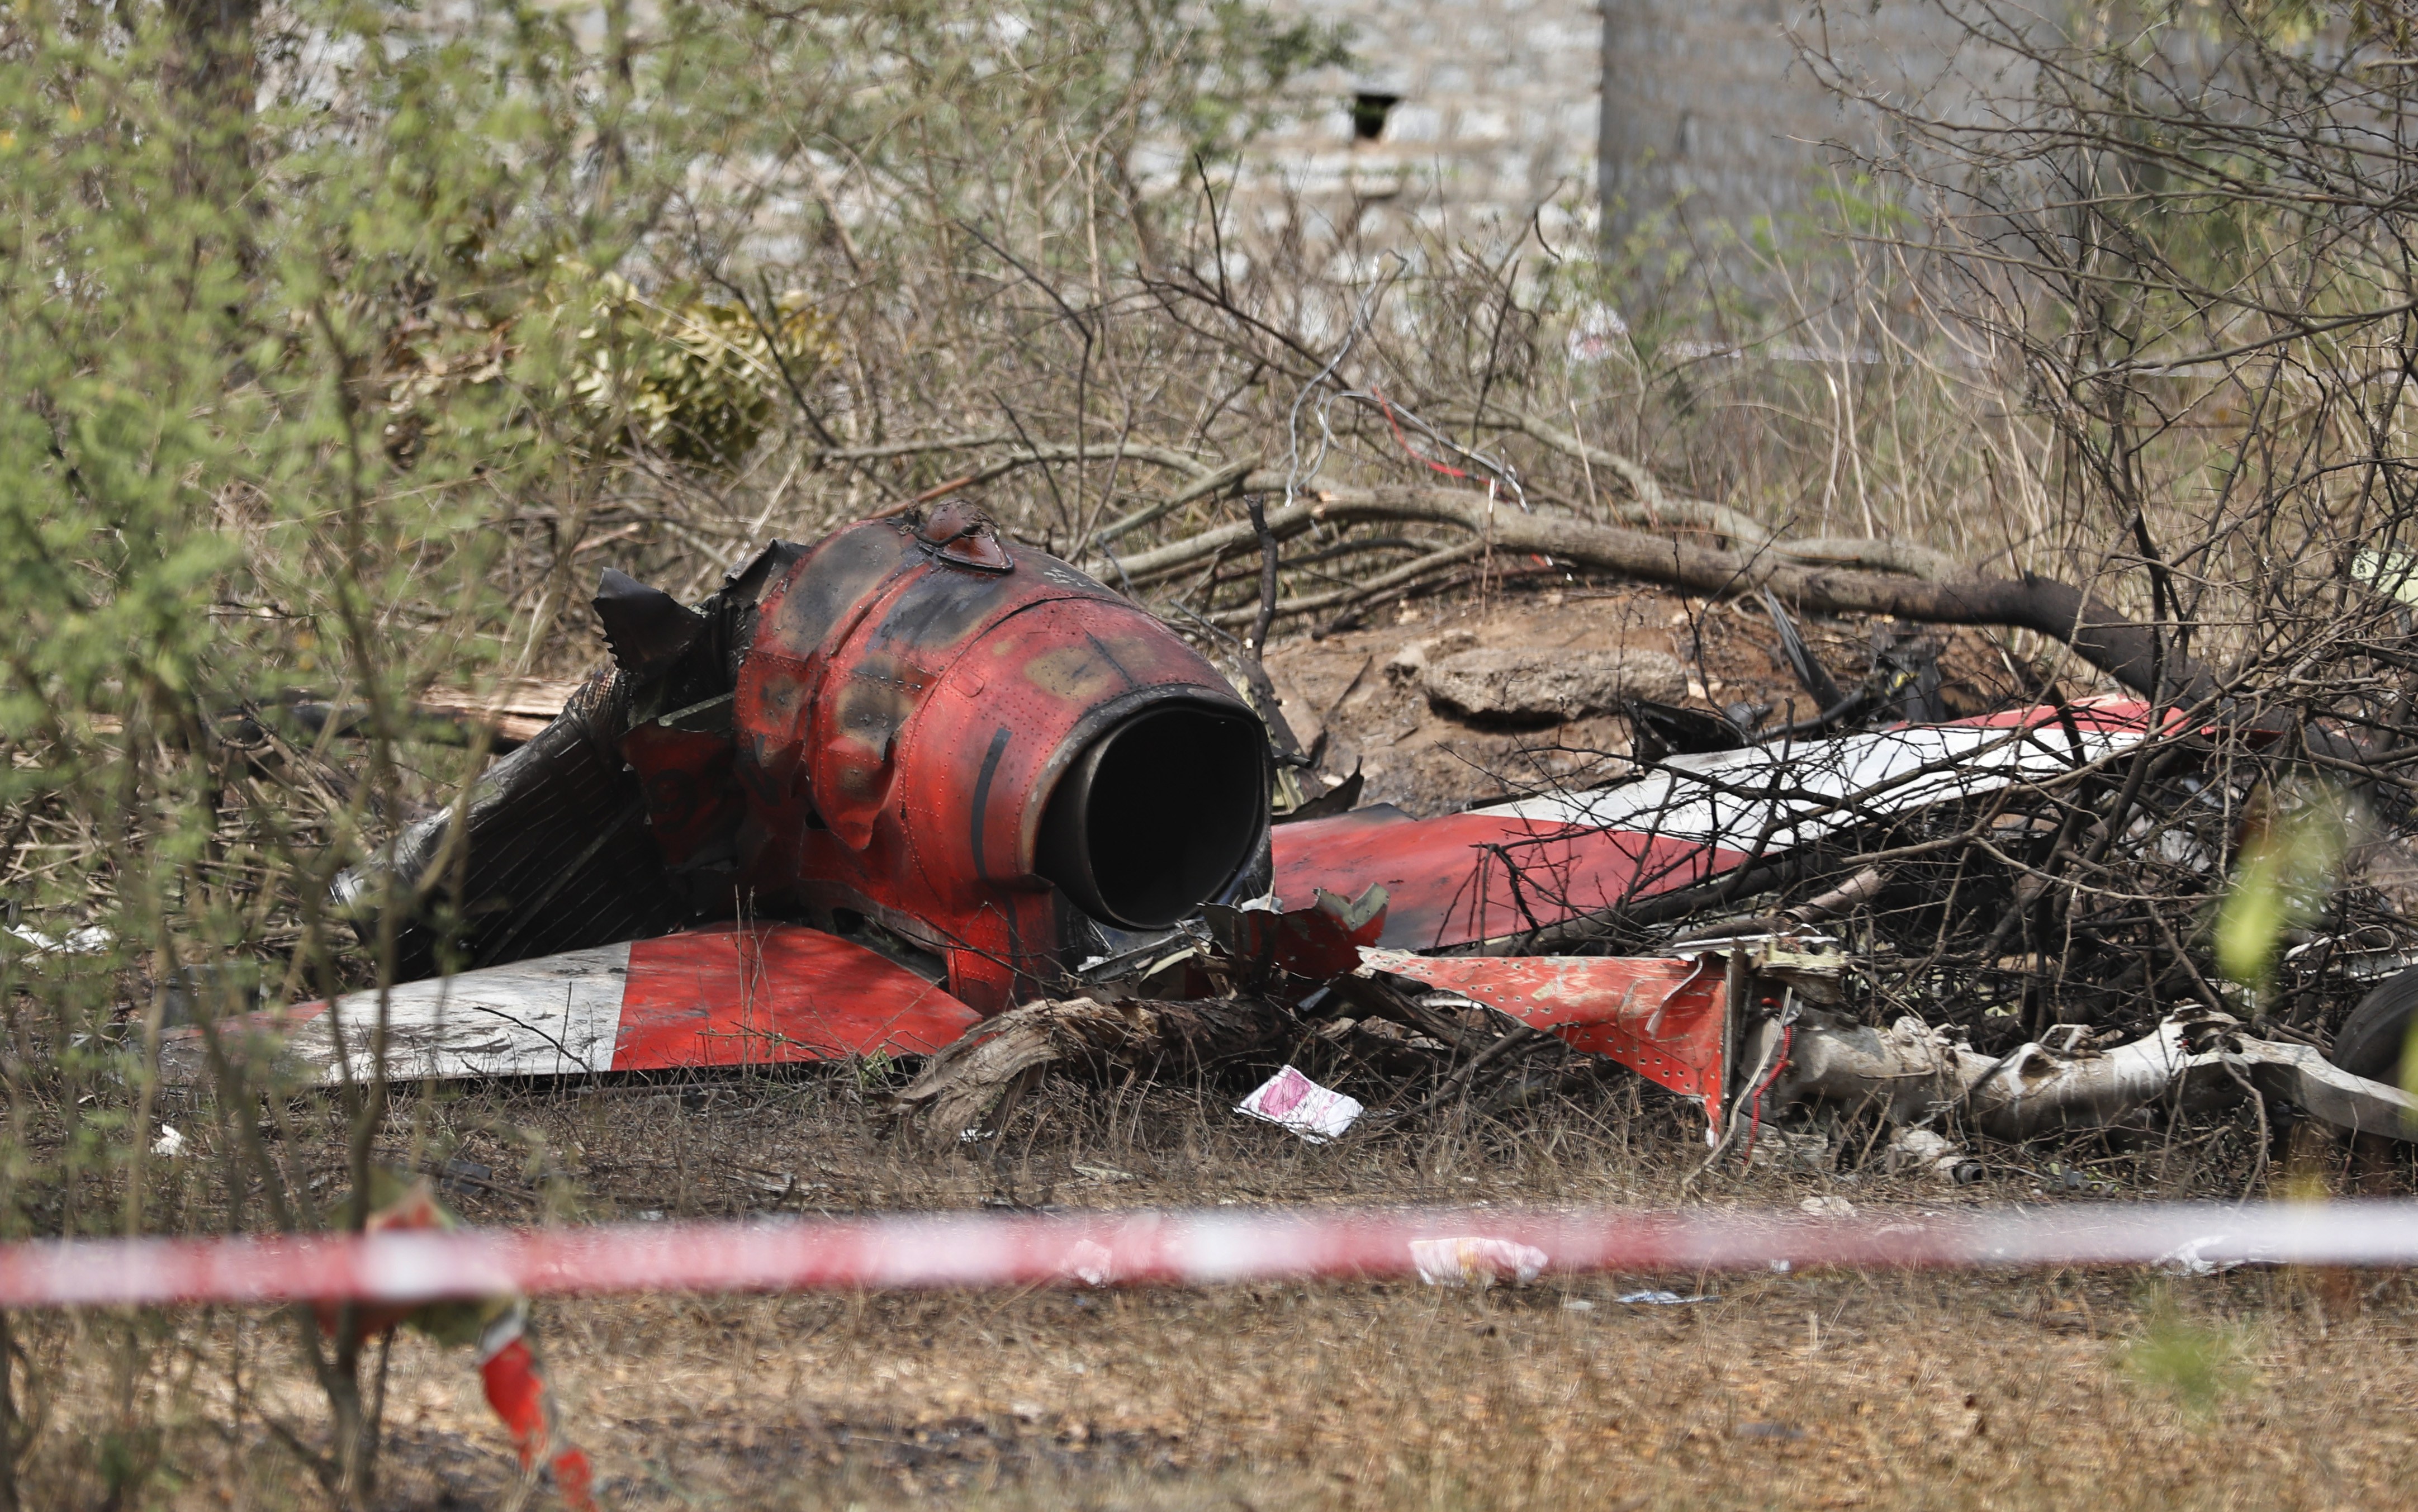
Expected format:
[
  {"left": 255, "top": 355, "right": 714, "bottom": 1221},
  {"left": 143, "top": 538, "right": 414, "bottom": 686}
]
[
  {"left": 894, "top": 595, "right": 1240, "bottom": 889},
  {"left": 1272, "top": 813, "right": 1750, "bottom": 951},
  {"left": 1273, "top": 698, "right": 2164, "bottom": 952},
  {"left": 1957, "top": 698, "right": 2151, "bottom": 732},
  {"left": 1213, "top": 885, "right": 1391, "bottom": 980},
  {"left": 1362, "top": 950, "right": 1732, "bottom": 1130},
  {"left": 610, "top": 923, "right": 979, "bottom": 1069},
  {"left": 619, "top": 724, "right": 741, "bottom": 870},
  {"left": 729, "top": 516, "right": 1263, "bottom": 1011}
]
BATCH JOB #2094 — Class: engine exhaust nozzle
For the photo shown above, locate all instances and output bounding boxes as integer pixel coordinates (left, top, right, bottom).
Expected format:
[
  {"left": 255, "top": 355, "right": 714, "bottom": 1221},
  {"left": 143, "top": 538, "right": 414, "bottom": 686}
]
[{"left": 1037, "top": 699, "right": 1270, "bottom": 931}]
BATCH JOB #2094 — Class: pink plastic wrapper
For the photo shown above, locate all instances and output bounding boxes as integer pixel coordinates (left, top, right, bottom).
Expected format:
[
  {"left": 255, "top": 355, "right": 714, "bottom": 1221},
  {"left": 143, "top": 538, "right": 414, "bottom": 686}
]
[{"left": 1235, "top": 1065, "right": 1364, "bottom": 1143}]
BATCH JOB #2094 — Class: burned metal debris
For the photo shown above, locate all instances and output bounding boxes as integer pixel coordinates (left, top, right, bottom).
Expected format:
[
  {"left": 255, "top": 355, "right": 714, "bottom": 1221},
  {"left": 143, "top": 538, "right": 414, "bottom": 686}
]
[
  {"left": 172, "top": 503, "right": 2418, "bottom": 1188},
  {"left": 349, "top": 500, "right": 1271, "bottom": 1009}
]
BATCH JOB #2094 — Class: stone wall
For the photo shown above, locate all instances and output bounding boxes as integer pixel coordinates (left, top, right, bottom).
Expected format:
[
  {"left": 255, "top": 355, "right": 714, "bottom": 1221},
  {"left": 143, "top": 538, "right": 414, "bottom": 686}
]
[
  {"left": 1238, "top": 0, "right": 1607, "bottom": 254},
  {"left": 1241, "top": 0, "right": 1979, "bottom": 255}
]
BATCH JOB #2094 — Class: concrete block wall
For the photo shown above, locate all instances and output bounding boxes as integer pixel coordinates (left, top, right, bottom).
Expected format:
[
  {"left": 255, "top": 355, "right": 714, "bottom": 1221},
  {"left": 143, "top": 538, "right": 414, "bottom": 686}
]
[
  {"left": 1238, "top": 0, "right": 1976, "bottom": 255},
  {"left": 1238, "top": 0, "right": 1608, "bottom": 253}
]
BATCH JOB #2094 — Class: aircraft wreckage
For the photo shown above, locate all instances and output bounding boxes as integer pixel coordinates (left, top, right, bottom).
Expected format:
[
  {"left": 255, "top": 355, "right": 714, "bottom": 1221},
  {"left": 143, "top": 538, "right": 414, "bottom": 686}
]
[{"left": 164, "top": 502, "right": 2418, "bottom": 1160}]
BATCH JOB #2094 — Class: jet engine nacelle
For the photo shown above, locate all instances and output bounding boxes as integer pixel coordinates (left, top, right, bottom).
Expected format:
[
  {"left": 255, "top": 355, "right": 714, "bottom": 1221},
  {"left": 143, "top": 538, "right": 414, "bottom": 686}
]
[
  {"left": 372, "top": 504, "right": 1272, "bottom": 1014},
  {"left": 700, "top": 505, "right": 1269, "bottom": 1007}
]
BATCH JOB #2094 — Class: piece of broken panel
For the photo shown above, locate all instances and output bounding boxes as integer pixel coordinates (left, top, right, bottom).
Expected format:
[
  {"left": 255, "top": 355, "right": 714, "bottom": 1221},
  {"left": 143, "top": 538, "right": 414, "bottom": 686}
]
[
  {"left": 1359, "top": 949, "right": 1737, "bottom": 1133},
  {"left": 1276, "top": 700, "right": 2153, "bottom": 951}
]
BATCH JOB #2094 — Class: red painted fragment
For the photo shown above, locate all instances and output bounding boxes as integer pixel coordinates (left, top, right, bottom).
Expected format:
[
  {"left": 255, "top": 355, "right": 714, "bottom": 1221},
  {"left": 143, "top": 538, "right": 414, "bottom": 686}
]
[
  {"left": 1273, "top": 813, "right": 1747, "bottom": 952},
  {"left": 1361, "top": 950, "right": 1730, "bottom": 1132},
  {"left": 610, "top": 923, "right": 980, "bottom": 1070},
  {"left": 729, "top": 518, "right": 1264, "bottom": 1011},
  {"left": 1959, "top": 698, "right": 2153, "bottom": 731},
  {"left": 620, "top": 722, "right": 743, "bottom": 869},
  {"left": 1213, "top": 884, "right": 1391, "bottom": 979},
  {"left": 482, "top": 1337, "right": 597, "bottom": 1511}
]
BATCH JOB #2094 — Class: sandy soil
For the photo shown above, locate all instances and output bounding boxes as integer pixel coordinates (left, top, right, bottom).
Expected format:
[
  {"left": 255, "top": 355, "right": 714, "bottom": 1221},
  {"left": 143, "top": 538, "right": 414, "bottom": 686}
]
[
  {"left": 41, "top": 1067, "right": 2411, "bottom": 1511},
  {"left": 1264, "top": 581, "right": 2022, "bottom": 817}
]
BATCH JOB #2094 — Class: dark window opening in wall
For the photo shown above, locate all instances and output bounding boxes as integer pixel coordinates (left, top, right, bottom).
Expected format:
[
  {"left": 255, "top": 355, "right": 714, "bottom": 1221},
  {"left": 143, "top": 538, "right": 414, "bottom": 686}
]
[{"left": 1350, "top": 93, "right": 1401, "bottom": 143}]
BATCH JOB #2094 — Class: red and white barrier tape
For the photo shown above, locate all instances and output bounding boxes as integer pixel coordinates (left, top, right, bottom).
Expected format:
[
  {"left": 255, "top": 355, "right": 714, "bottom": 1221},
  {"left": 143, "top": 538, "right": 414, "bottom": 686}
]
[{"left": 5, "top": 1201, "right": 2418, "bottom": 1308}]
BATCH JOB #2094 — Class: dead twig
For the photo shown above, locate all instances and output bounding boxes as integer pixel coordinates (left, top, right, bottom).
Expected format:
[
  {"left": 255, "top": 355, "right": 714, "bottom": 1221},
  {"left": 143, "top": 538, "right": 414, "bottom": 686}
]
[{"left": 893, "top": 996, "right": 1296, "bottom": 1150}]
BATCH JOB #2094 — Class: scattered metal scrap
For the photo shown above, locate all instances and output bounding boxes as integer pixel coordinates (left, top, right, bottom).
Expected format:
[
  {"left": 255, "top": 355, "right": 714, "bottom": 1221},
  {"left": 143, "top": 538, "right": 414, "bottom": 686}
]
[
  {"left": 164, "top": 506, "right": 2418, "bottom": 1188},
  {"left": 1757, "top": 1005, "right": 2418, "bottom": 1145}
]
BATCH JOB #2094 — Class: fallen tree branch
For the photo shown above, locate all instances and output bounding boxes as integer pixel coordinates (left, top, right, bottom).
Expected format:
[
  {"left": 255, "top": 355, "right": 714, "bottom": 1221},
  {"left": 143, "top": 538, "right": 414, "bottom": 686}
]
[
  {"left": 893, "top": 995, "right": 1296, "bottom": 1150},
  {"left": 1769, "top": 535, "right": 1962, "bottom": 581},
  {"left": 1204, "top": 541, "right": 1481, "bottom": 627},
  {"left": 814, "top": 435, "right": 1221, "bottom": 481},
  {"left": 1765, "top": 1008, "right": 2418, "bottom": 1145},
  {"left": 1118, "top": 481, "right": 2207, "bottom": 701},
  {"left": 1089, "top": 455, "right": 1257, "bottom": 551},
  {"left": 1434, "top": 406, "right": 1737, "bottom": 520},
  {"left": 1136, "top": 477, "right": 1955, "bottom": 583},
  {"left": 413, "top": 679, "right": 590, "bottom": 743},
  {"left": 1442, "top": 406, "right": 1964, "bottom": 579}
]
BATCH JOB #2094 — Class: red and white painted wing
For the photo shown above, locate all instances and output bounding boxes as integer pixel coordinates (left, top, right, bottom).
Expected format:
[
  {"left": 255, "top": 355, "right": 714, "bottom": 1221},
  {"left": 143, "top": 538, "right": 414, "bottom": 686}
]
[
  {"left": 298, "top": 942, "right": 633, "bottom": 1082},
  {"left": 162, "top": 924, "right": 980, "bottom": 1086},
  {"left": 1274, "top": 702, "right": 2154, "bottom": 951},
  {"left": 1480, "top": 700, "right": 2152, "bottom": 843}
]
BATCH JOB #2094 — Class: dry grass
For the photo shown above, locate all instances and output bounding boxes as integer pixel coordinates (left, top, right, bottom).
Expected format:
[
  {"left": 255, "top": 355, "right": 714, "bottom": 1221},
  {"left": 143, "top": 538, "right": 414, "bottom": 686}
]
[
  {"left": 33, "top": 1064, "right": 2418, "bottom": 1510},
  {"left": 17, "top": 576, "right": 2395, "bottom": 1509}
]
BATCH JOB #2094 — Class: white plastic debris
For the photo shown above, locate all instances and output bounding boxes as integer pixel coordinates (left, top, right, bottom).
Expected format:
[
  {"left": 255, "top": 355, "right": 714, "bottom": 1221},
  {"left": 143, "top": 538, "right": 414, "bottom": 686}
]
[
  {"left": 1885, "top": 1126, "right": 1986, "bottom": 1185},
  {"left": 150, "top": 1125, "right": 187, "bottom": 1158},
  {"left": 1799, "top": 1195, "right": 1856, "bottom": 1218},
  {"left": 1615, "top": 1290, "right": 1715, "bottom": 1305},
  {"left": 1235, "top": 1065, "right": 1363, "bottom": 1143},
  {"left": 1410, "top": 1236, "right": 1548, "bottom": 1288},
  {"left": 2156, "top": 1235, "right": 2246, "bottom": 1277},
  {"left": 1748, "top": 1128, "right": 1835, "bottom": 1172},
  {"left": 6, "top": 924, "right": 111, "bottom": 956}
]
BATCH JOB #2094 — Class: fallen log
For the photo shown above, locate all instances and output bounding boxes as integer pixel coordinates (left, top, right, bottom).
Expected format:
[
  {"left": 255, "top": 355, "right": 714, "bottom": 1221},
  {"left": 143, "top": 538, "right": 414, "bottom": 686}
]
[
  {"left": 1108, "top": 479, "right": 2212, "bottom": 703},
  {"left": 817, "top": 423, "right": 2185, "bottom": 697},
  {"left": 1440, "top": 405, "right": 1958, "bottom": 578}
]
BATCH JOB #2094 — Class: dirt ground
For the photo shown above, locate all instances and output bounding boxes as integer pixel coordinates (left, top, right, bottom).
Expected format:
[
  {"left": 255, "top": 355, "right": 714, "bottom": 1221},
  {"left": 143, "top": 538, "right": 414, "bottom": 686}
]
[
  {"left": 33, "top": 582, "right": 2414, "bottom": 1510},
  {"left": 1263, "top": 580, "right": 2028, "bottom": 817},
  {"left": 54, "top": 1072, "right": 2418, "bottom": 1511}
]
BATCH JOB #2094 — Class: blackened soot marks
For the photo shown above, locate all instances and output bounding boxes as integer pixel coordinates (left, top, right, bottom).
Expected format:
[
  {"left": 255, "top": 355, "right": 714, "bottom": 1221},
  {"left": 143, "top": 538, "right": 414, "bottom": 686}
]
[
  {"left": 773, "top": 530, "right": 908, "bottom": 656},
  {"left": 878, "top": 565, "right": 1008, "bottom": 649},
  {"left": 1081, "top": 633, "right": 1139, "bottom": 691},
  {"left": 969, "top": 727, "right": 1012, "bottom": 880}
]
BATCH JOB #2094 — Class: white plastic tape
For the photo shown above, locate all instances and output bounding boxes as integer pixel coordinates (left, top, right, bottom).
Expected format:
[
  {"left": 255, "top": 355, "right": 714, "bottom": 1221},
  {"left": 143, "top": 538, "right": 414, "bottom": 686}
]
[{"left": 6, "top": 1201, "right": 2418, "bottom": 1309}]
